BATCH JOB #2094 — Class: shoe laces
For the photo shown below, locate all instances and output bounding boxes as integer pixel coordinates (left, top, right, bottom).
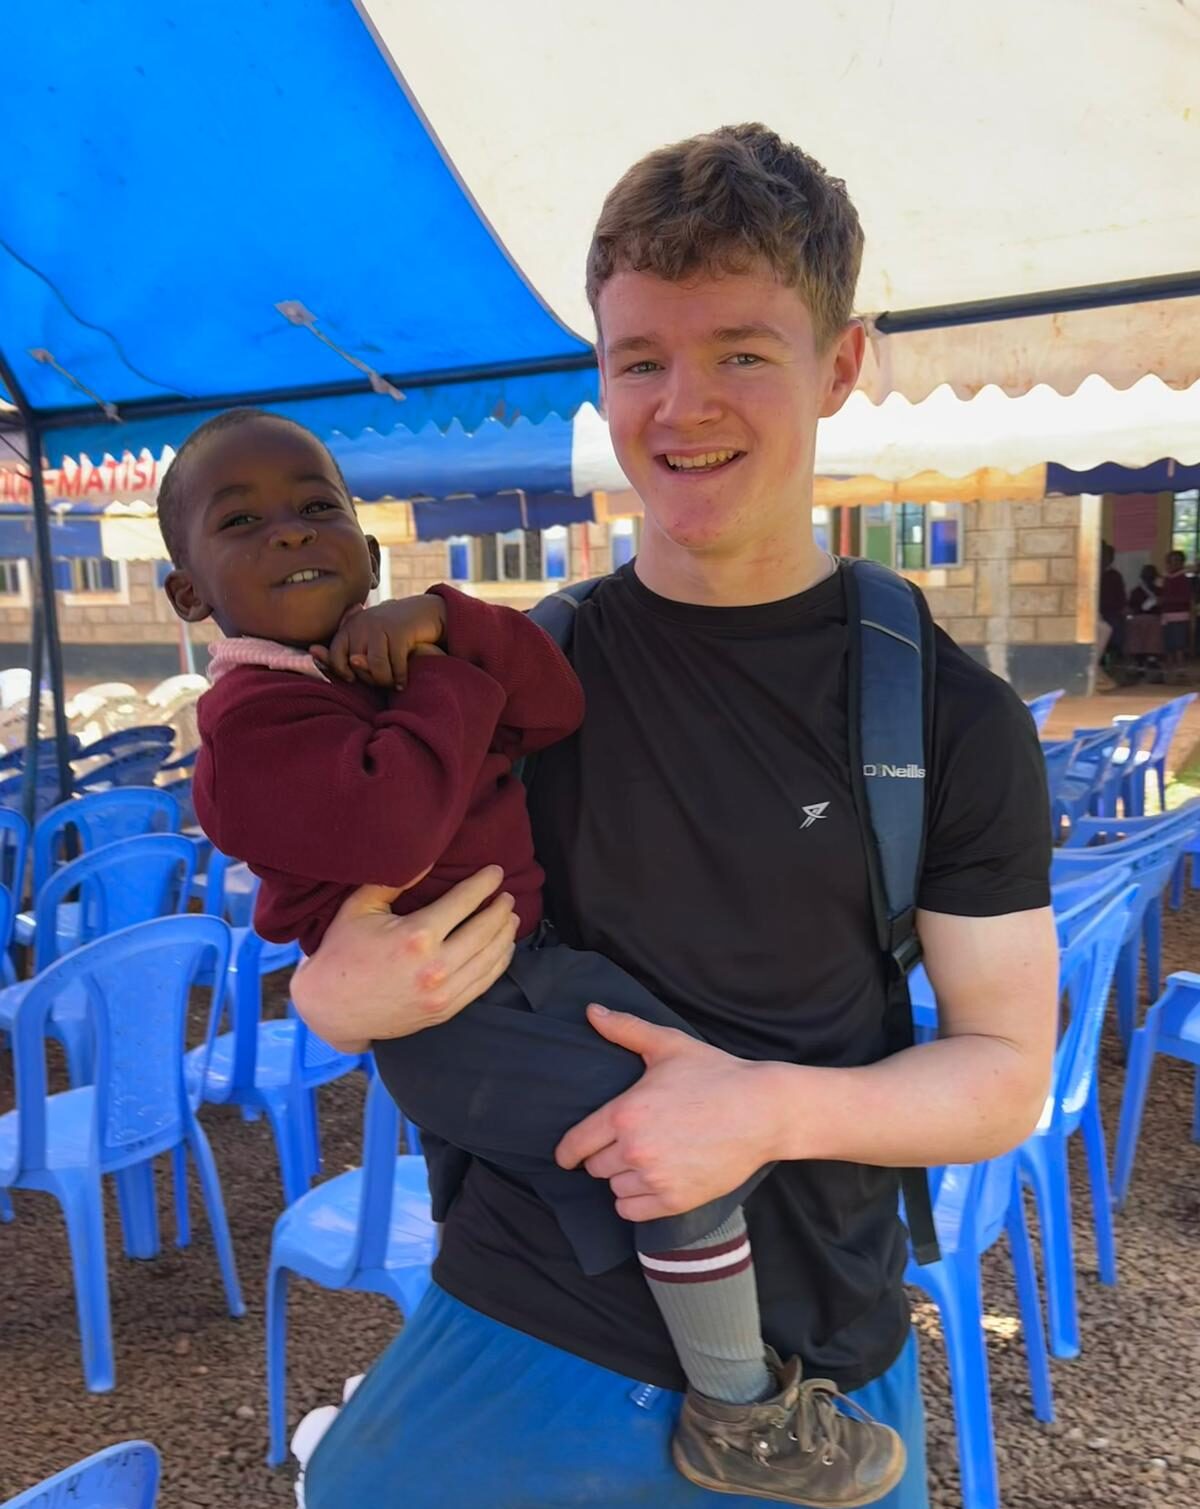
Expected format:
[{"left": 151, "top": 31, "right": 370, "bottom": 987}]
[{"left": 753, "top": 1378, "right": 860, "bottom": 1469}]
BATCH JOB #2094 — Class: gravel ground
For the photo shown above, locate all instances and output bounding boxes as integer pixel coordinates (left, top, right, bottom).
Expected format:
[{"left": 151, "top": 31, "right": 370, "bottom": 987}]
[{"left": 2, "top": 907, "right": 1199, "bottom": 1508}]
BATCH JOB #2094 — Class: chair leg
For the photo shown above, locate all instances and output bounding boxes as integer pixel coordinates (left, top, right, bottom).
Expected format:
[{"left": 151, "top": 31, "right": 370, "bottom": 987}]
[
  {"left": 265, "top": 1262, "right": 291, "bottom": 1467},
  {"left": 186, "top": 1121, "right": 246, "bottom": 1319},
  {"left": 56, "top": 1170, "right": 116, "bottom": 1392},
  {"left": 1113, "top": 1006, "right": 1161, "bottom": 1207},
  {"left": 1144, "top": 899, "right": 1163, "bottom": 1004},
  {"left": 57, "top": 1017, "right": 95, "bottom": 1088},
  {"left": 1080, "top": 1091, "right": 1117, "bottom": 1287},
  {"left": 1021, "top": 1137, "right": 1080, "bottom": 1360},
  {"left": 1171, "top": 855, "right": 1185, "bottom": 913},
  {"left": 1004, "top": 1186, "right": 1054, "bottom": 1423},
  {"left": 303, "top": 1088, "right": 322, "bottom": 1181},
  {"left": 1114, "top": 940, "right": 1138, "bottom": 1057},
  {"left": 263, "top": 1093, "right": 314, "bottom": 1207},
  {"left": 0, "top": 1188, "right": 13, "bottom": 1223},
  {"left": 1192, "top": 1068, "right": 1200, "bottom": 1145},
  {"left": 172, "top": 1142, "right": 191, "bottom": 1248},
  {"left": 926, "top": 1254, "right": 1002, "bottom": 1509},
  {"left": 113, "top": 1162, "right": 161, "bottom": 1260}
]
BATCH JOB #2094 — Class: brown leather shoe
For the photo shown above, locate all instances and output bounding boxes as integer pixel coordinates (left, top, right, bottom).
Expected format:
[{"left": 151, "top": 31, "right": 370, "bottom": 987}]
[{"left": 672, "top": 1349, "right": 906, "bottom": 1506}]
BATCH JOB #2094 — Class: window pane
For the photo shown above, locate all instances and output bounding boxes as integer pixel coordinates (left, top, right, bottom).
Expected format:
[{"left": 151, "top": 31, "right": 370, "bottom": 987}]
[
  {"left": 1173, "top": 491, "right": 1200, "bottom": 559},
  {"left": 479, "top": 534, "right": 498, "bottom": 581},
  {"left": 896, "top": 504, "right": 924, "bottom": 571},
  {"left": 862, "top": 504, "right": 893, "bottom": 566},
  {"left": 0, "top": 560, "right": 22, "bottom": 595},
  {"left": 447, "top": 537, "right": 472, "bottom": 582},
  {"left": 522, "top": 529, "right": 542, "bottom": 581},
  {"left": 543, "top": 526, "right": 568, "bottom": 581}
]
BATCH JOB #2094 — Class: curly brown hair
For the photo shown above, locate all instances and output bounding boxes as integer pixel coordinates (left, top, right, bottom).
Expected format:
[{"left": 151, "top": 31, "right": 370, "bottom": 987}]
[{"left": 586, "top": 123, "right": 864, "bottom": 350}]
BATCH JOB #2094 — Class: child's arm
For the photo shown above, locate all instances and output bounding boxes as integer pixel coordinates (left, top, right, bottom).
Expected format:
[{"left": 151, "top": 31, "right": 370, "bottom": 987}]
[
  {"left": 194, "top": 659, "right": 507, "bottom": 888},
  {"left": 320, "top": 585, "right": 584, "bottom": 757}
]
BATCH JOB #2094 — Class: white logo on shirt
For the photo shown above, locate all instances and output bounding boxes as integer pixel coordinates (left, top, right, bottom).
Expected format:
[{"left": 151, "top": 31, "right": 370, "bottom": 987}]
[{"left": 800, "top": 802, "right": 829, "bottom": 830}]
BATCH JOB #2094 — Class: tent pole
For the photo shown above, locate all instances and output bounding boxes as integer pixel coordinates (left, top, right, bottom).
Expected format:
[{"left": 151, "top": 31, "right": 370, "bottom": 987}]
[
  {"left": 26, "top": 420, "right": 73, "bottom": 807},
  {"left": 20, "top": 597, "right": 44, "bottom": 827}
]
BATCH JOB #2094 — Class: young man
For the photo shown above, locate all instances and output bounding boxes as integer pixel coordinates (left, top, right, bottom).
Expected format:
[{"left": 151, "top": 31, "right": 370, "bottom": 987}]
[{"left": 295, "top": 123, "right": 1058, "bottom": 1508}]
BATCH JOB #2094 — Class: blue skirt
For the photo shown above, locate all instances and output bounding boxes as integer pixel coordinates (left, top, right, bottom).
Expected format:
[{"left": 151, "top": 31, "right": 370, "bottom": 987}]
[{"left": 303, "top": 1284, "right": 929, "bottom": 1509}]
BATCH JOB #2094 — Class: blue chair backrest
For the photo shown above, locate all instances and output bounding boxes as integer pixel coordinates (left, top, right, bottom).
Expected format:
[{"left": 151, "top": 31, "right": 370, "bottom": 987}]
[
  {"left": 0, "top": 733, "right": 84, "bottom": 773},
  {"left": 1025, "top": 689, "right": 1064, "bottom": 733},
  {"left": 1067, "top": 724, "right": 1132, "bottom": 793},
  {"left": 1149, "top": 692, "right": 1196, "bottom": 762},
  {"left": 0, "top": 766, "right": 66, "bottom": 824},
  {"left": 1, "top": 1439, "right": 160, "bottom": 1508},
  {"left": 1060, "top": 794, "right": 1200, "bottom": 850},
  {"left": 4, "top": 916, "right": 231, "bottom": 1183},
  {"left": 32, "top": 833, "right": 199, "bottom": 972},
  {"left": 75, "top": 747, "right": 172, "bottom": 795},
  {"left": 201, "top": 849, "right": 260, "bottom": 928},
  {"left": 355, "top": 1073, "right": 405, "bottom": 1275},
  {"left": 0, "top": 806, "right": 29, "bottom": 899},
  {"left": 1052, "top": 884, "right": 1137, "bottom": 1135},
  {"left": 1051, "top": 864, "right": 1134, "bottom": 947},
  {"left": 1042, "top": 738, "right": 1079, "bottom": 809},
  {"left": 1052, "top": 833, "right": 1181, "bottom": 944},
  {"left": 76, "top": 725, "right": 175, "bottom": 764},
  {"left": 932, "top": 1149, "right": 1020, "bottom": 1258},
  {"left": 32, "top": 787, "right": 181, "bottom": 896}
]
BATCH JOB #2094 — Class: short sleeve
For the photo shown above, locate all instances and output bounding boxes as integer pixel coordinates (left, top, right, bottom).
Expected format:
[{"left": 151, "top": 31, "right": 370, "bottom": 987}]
[{"left": 917, "top": 634, "right": 1052, "bottom": 917}]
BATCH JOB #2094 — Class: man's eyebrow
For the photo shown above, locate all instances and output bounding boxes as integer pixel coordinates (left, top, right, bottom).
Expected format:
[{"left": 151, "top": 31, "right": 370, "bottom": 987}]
[
  {"left": 711, "top": 323, "right": 789, "bottom": 345},
  {"left": 605, "top": 334, "right": 660, "bottom": 359}
]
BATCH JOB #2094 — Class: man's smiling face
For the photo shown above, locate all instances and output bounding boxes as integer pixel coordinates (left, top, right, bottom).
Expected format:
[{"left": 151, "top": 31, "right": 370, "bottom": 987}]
[{"left": 597, "top": 262, "right": 855, "bottom": 567}]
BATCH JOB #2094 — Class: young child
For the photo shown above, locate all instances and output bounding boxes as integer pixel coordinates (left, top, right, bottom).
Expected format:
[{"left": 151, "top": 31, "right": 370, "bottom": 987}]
[{"left": 161, "top": 406, "right": 904, "bottom": 1507}]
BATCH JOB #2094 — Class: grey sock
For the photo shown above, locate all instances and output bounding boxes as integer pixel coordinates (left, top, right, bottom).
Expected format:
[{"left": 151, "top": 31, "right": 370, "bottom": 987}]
[{"left": 639, "top": 1210, "right": 773, "bottom": 1404}]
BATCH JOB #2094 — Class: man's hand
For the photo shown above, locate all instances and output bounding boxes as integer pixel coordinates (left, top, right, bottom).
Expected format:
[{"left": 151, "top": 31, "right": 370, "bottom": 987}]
[
  {"left": 291, "top": 865, "right": 519, "bottom": 1046},
  {"left": 554, "top": 1005, "right": 775, "bottom": 1222},
  {"left": 311, "top": 593, "right": 447, "bottom": 689}
]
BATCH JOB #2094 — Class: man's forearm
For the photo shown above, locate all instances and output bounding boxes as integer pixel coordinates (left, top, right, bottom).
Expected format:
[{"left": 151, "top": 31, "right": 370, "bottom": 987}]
[{"left": 758, "top": 1033, "right": 1048, "bottom": 1169}]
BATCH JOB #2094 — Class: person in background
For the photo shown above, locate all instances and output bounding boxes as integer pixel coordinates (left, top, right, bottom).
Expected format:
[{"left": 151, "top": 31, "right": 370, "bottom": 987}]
[
  {"left": 1096, "top": 541, "right": 1126, "bottom": 690},
  {"left": 1125, "top": 563, "right": 1165, "bottom": 682},
  {"left": 1159, "top": 550, "right": 1192, "bottom": 682}
]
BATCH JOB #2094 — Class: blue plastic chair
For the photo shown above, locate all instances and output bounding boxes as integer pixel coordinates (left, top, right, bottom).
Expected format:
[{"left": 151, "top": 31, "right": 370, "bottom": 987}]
[
  {"left": 1, "top": 1439, "right": 160, "bottom": 1508},
  {"left": 184, "top": 852, "right": 366, "bottom": 1205},
  {"left": 265, "top": 1072, "right": 435, "bottom": 1465},
  {"left": 0, "top": 916, "right": 244, "bottom": 1391},
  {"left": 0, "top": 834, "right": 199, "bottom": 1086},
  {"left": 75, "top": 725, "right": 175, "bottom": 764},
  {"left": 0, "top": 733, "right": 84, "bottom": 773},
  {"left": 1113, "top": 968, "right": 1200, "bottom": 1207},
  {"left": 0, "top": 809, "right": 26, "bottom": 985},
  {"left": 1051, "top": 812, "right": 1200, "bottom": 1049},
  {"left": 0, "top": 765, "right": 66, "bottom": 823},
  {"left": 904, "top": 1151, "right": 1051, "bottom": 1509},
  {"left": 1051, "top": 725, "right": 1131, "bottom": 837},
  {"left": 1041, "top": 738, "right": 1079, "bottom": 824},
  {"left": 1018, "top": 883, "right": 1136, "bottom": 1362},
  {"left": 1117, "top": 693, "right": 1196, "bottom": 816},
  {"left": 29, "top": 787, "right": 180, "bottom": 900},
  {"left": 1024, "top": 688, "right": 1064, "bottom": 733},
  {"left": 74, "top": 746, "right": 173, "bottom": 795}
]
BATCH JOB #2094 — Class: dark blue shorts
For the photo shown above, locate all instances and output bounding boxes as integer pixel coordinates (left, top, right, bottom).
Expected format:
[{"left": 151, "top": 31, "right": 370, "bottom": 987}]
[
  {"left": 372, "top": 930, "right": 770, "bottom": 1274},
  {"left": 303, "top": 1284, "right": 929, "bottom": 1509}
]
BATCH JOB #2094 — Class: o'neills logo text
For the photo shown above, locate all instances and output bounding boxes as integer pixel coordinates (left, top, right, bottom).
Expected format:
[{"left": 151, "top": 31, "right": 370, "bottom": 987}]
[{"left": 863, "top": 763, "right": 926, "bottom": 778}]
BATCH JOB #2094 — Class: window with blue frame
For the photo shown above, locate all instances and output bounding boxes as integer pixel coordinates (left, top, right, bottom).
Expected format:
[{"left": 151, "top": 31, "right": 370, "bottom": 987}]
[
  {"left": 446, "top": 528, "right": 573, "bottom": 583},
  {"left": 610, "top": 517, "right": 639, "bottom": 568},
  {"left": 52, "top": 557, "right": 124, "bottom": 593},
  {"left": 861, "top": 502, "right": 963, "bottom": 571}
]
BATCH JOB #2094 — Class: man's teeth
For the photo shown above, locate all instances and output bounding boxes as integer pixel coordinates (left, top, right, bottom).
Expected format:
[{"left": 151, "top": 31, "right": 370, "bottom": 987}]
[
  {"left": 664, "top": 450, "right": 737, "bottom": 471},
  {"left": 284, "top": 569, "right": 322, "bottom": 584}
]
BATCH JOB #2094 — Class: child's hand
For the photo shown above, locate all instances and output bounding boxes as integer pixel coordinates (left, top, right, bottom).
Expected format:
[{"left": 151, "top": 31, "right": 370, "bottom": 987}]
[{"left": 311, "top": 594, "right": 447, "bottom": 689}]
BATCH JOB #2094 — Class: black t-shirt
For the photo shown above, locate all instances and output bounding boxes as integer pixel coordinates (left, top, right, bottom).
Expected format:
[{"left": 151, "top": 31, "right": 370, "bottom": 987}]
[{"left": 434, "top": 562, "right": 1051, "bottom": 1392}]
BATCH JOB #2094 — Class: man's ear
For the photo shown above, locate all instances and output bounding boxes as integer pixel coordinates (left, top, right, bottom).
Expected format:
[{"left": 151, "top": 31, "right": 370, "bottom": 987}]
[
  {"left": 817, "top": 320, "right": 866, "bottom": 420},
  {"left": 366, "top": 535, "right": 382, "bottom": 590},
  {"left": 163, "top": 568, "right": 215, "bottom": 624}
]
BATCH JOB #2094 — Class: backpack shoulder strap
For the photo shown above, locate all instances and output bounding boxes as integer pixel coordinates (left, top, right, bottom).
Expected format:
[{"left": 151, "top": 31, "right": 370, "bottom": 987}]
[
  {"left": 526, "top": 576, "right": 606, "bottom": 652},
  {"left": 843, "top": 556, "right": 940, "bottom": 1265}
]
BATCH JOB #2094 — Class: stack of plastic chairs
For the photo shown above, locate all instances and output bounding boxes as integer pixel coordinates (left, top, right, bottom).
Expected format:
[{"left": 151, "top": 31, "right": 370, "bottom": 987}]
[
  {"left": 1019, "top": 881, "right": 1136, "bottom": 1364},
  {"left": 1050, "top": 724, "right": 1133, "bottom": 838},
  {"left": 265, "top": 1073, "right": 434, "bottom": 1464},
  {"left": 0, "top": 916, "right": 244, "bottom": 1391},
  {"left": 1114, "top": 694, "right": 1196, "bottom": 816},
  {"left": 1, "top": 1440, "right": 160, "bottom": 1508}
]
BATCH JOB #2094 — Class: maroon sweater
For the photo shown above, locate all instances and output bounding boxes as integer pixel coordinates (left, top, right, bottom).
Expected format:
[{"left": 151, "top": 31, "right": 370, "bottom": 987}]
[{"left": 193, "top": 584, "right": 585, "bottom": 955}]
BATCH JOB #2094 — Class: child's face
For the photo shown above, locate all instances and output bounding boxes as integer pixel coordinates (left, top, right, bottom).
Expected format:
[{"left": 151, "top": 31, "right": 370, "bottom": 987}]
[{"left": 165, "top": 418, "right": 379, "bottom": 647}]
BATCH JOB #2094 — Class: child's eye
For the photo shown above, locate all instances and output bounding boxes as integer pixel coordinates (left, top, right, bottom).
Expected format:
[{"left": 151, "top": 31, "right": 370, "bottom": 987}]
[
  {"left": 303, "top": 498, "right": 339, "bottom": 514},
  {"left": 219, "top": 513, "right": 255, "bottom": 529}
]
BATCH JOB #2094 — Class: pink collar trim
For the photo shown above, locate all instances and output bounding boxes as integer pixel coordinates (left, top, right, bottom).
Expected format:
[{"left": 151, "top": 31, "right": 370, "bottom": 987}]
[{"left": 208, "top": 636, "right": 328, "bottom": 684}]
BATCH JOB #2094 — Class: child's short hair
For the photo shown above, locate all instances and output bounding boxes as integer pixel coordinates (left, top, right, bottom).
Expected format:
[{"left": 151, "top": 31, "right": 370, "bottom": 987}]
[
  {"left": 156, "top": 408, "right": 350, "bottom": 566},
  {"left": 586, "top": 123, "right": 864, "bottom": 350}
]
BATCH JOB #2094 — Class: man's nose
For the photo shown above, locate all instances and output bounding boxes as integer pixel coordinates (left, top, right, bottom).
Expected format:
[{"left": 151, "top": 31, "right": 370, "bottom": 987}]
[
  {"left": 654, "top": 364, "right": 722, "bottom": 430},
  {"left": 268, "top": 519, "right": 317, "bottom": 548}
]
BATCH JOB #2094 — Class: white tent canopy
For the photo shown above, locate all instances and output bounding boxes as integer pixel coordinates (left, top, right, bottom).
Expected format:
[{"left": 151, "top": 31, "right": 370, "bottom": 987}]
[{"left": 378, "top": 0, "right": 1200, "bottom": 397}]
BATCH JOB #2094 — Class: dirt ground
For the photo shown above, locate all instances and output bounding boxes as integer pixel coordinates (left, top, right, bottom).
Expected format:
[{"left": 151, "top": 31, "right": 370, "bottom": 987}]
[{"left": 2, "top": 901, "right": 1200, "bottom": 1506}]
